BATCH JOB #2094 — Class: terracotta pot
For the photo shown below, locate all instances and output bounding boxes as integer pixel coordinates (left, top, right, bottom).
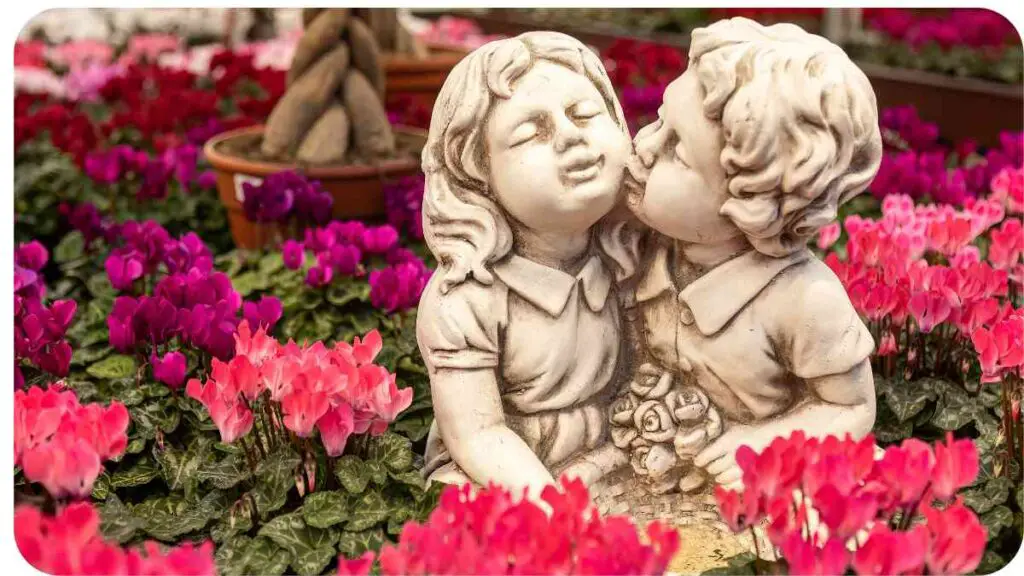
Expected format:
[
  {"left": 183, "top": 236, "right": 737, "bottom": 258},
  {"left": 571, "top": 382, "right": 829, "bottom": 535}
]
[
  {"left": 203, "top": 124, "right": 426, "bottom": 250},
  {"left": 383, "top": 43, "right": 468, "bottom": 107}
]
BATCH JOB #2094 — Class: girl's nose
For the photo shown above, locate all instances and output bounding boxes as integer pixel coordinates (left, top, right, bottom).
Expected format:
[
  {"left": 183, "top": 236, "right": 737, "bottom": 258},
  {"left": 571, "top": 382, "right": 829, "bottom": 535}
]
[{"left": 553, "top": 113, "right": 585, "bottom": 153}]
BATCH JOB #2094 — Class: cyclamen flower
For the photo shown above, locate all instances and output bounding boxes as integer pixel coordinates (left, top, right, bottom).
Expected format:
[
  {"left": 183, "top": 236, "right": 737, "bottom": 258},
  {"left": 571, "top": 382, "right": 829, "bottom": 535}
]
[
  {"left": 151, "top": 351, "right": 187, "bottom": 389},
  {"left": 185, "top": 377, "right": 254, "bottom": 444},
  {"left": 16, "top": 502, "right": 216, "bottom": 576},
  {"left": 15, "top": 386, "right": 129, "bottom": 498},
  {"left": 369, "top": 261, "right": 430, "bottom": 313},
  {"left": 282, "top": 239, "right": 305, "bottom": 270},
  {"left": 361, "top": 225, "right": 400, "bottom": 254},
  {"left": 356, "top": 477, "right": 679, "bottom": 575},
  {"left": 243, "top": 296, "right": 283, "bottom": 332}
]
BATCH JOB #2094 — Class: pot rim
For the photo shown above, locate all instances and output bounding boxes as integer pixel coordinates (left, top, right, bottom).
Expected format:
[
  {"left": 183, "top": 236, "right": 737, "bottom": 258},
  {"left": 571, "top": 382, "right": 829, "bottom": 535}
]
[{"left": 202, "top": 124, "right": 426, "bottom": 179}]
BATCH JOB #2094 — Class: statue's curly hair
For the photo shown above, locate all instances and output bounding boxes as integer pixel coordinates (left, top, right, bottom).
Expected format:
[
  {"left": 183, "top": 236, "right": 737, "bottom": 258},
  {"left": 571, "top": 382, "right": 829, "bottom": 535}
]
[{"left": 689, "top": 17, "right": 883, "bottom": 256}]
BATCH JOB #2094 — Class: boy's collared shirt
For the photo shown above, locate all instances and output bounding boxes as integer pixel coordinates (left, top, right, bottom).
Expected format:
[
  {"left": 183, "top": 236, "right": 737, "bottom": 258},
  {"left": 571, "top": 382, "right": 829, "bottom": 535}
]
[{"left": 634, "top": 240, "right": 874, "bottom": 423}]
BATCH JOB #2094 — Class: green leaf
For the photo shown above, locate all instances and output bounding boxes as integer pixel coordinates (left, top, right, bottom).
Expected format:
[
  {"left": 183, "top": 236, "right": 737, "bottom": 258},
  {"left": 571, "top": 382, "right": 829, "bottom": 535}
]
[
  {"left": 1017, "top": 484, "right": 1023, "bottom": 511},
  {"left": 980, "top": 505, "right": 1013, "bottom": 540},
  {"left": 931, "top": 386, "right": 979, "bottom": 430},
  {"left": 251, "top": 447, "right": 301, "bottom": 519},
  {"left": 962, "top": 477, "right": 1013, "bottom": 515},
  {"left": 126, "top": 437, "right": 147, "bottom": 454},
  {"left": 72, "top": 345, "right": 112, "bottom": 366},
  {"left": 883, "top": 379, "right": 937, "bottom": 422},
  {"left": 389, "top": 469, "right": 427, "bottom": 495},
  {"left": 337, "top": 529, "right": 384, "bottom": 559},
  {"left": 232, "top": 272, "right": 266, "bottom": 297},
  {"left": 300, "top": 289, "right": 324, "bottom": 311},
  {"left": 335, "top": 455, "right": 370, "bottom": 495},
  {"left": 109, "top": 455, "right": 160, "bottom": 489},
  {"left": 92, "top": 473, "right": 111, "bottom": 500},
  {"left": 130, "top": 397, "right": 181, "bottom": 439},
  {"left": 258, "top": 511, "right": 338, "bottom": 559},
  {"left": 367, "top": 431, "right": 414, "bottom": 473},
  {"left": 367, "top": 460, "right": 388, "bottom": 486},
  {"left": 259, "top": 252, "right": 285, "bottom": 275},
  {"left": 99, "top": 494, "right": 143, "bottom": 545},
  {"left": 215, "top": 534, "right": 253, "bottom": 576},
  {"left": 141, "top": 382, "right": 171, "bottom": 398},
  {"left": 211, "top": 504, "right": 254, "bottom": 544},
  {"left": 974, "top": 550, "right": 1007, "bottom": 575},
  {"left": 303, "top": 490, "right": 350, "bottom": 529},
  {"left": 346, "top": 489, "right": 390, "bottom": 531},
  {"left": 87, "top": 354, "right": 136, "bottom": 380},
  {"left": 86, "top": 273, "right": 117, "bottom": 300},
  {"left": 154, "top": 437, "right": 211, "bottom": 499},
  {"left": 198, "top": 452, "right": 252, "bottom": 490},
  {"left": 326, "top": 282, "right": 365, "bottom": 308},
  {"left": 108, "top": 379, "right": 145, "bottom": 407},
  {"left": 293, "top": 546, "right": 338, "bottom": 576},
  {"left": 392, "top": 412, "right": 433, "bottom": 443},
  {"left": 54, "top": 231, "right": 85, "bottom": 264},
  {"left": 242, "top": 537, "right": 291, "bottom": 576}
]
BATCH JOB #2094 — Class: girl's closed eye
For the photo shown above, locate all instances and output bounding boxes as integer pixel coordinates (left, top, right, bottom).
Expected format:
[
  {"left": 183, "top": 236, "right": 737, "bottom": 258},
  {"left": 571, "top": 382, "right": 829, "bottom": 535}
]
[
  {"left": 509, "top": 120, "right": 540, "bottom": 147},
  {"left": 570, "top": 99, "right": 603, "bottom": 121}
]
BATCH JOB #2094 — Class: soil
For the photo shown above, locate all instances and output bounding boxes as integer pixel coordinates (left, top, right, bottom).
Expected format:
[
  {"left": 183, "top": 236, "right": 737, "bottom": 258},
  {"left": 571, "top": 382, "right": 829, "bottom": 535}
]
[
  {"left": 591, "top": 468, "right": 768, "bottom": 575},
  {"left": 214, "top": 128, "right": 423, "bottom": 168}
]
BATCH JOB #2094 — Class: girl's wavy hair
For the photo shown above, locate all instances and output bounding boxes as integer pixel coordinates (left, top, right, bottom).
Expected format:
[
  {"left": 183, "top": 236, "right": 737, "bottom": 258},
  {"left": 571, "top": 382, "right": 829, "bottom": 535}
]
[
  {"left": 421, "top": 31, "right": 641, "bottom": 294},
  {"left": 689, "top": 17, "right": 883, "bottom": 256}
]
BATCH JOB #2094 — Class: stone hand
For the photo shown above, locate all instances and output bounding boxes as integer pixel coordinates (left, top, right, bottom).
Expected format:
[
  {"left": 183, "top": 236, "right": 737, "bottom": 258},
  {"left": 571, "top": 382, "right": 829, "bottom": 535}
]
[{"left": 692, "top": 423, "right": 754, "bottom": 489}]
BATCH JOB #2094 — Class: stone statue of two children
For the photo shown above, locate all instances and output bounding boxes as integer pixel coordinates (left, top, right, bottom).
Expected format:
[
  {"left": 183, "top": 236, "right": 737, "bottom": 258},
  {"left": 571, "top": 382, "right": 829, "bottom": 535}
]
[{"left": 414, "top": 17, "right": 883, "bottom": 505}]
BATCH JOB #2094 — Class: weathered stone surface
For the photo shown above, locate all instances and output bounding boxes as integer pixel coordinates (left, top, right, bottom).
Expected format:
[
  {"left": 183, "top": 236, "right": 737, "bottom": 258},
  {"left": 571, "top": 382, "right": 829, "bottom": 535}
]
[
  {"left": 342, "top": 69, "right": 395, "bottom": 158},
  {"left": 346, "top": 16, "right": 385, "bottom": 99},
  {"left": 296, "top": 102, "right": 350, "bottom": 165},
  {"left": 262, "top": 44, "right": 349, "bottom": 157},
  {"left": 288, "top": 8, "right": 350, "bottom": 86}
]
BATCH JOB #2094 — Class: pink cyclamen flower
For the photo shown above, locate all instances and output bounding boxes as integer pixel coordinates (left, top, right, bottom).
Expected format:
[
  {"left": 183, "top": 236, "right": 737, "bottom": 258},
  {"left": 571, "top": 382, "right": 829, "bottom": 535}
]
[
  {"left": 908, "top": 292, "right": 952, "bottom": 333},
  {"left": 361, "top": 225, "right": 399, "bottom": 254},
  {"left": 922, "top": 500, "right": 986, "bottom": 574},
  {"left": 243, "top": 296, "right": 283, "bottom": 332},
  {"left": 930, "top": 432, "right": 979, "bottom": 501},
  {"left": 317, "top": 402, "right": 355, "bottom": 457},
  {"left": 817, "top": 222, "right": 841, "bottom": 250},
  {"left": 151, "top": 351, "right": 187, "bottom": 389},
  {"left": 282, "top": 239, "right": 305, "bottom": 270}
]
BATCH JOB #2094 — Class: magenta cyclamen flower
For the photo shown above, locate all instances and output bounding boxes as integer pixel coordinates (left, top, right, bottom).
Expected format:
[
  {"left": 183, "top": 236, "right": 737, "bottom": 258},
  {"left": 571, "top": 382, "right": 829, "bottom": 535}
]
[
  {"left": 306, "top": 263, "right": 334, "bottom": 288},
  {"left": 243, "top": 296, "right": 283, "bottom": 332},
  {"left": 369, "top": 261, "right": 431, "bottom": 312},
  {"left": 282, "top": 240, "right": 305, "bottom": 270},
  {"left": 108, "top": 297, "right": 139, "bottom": 352},
  {"left": 151, "top": 351, "right": 187, "bottom": 389},
  {"left": 105, "top": 249, "right": 145, "bottom": 291},
  {"left": 196, "top": 171, "right": 217, "bottom": 189},
  {"left": 327, "top": 244, "right": 362, "bottom": 276},
  {"left": 15, "top": 241, "right": 48, "bottom": 272},
  {"left": 242, "top": 178, "right": 294, "bottom": 223},
  {"left": 361, "top": 225, "right": 399, "bottom": 254},
  {"left": 84, "top": 149, "right": 122, "bottom": 184}
]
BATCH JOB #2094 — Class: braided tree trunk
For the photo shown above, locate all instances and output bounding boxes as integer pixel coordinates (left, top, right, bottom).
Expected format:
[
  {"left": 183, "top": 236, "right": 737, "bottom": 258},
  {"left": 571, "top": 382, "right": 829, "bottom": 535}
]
[{"left": 261, "top": 8, "right": 398, "bottom": 165}]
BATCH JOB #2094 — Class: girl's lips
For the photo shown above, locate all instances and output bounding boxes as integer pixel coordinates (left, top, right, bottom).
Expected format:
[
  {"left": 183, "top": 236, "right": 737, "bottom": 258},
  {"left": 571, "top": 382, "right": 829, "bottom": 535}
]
[{"left": 560, "top": 155, "right": 605, "bottom": 185}]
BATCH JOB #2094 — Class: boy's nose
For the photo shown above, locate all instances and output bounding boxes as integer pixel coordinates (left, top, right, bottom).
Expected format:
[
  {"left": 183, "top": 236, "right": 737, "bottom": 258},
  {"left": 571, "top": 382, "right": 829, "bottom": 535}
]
[{"left": 553, "top": 114, "right": 585, "bottom": 153}]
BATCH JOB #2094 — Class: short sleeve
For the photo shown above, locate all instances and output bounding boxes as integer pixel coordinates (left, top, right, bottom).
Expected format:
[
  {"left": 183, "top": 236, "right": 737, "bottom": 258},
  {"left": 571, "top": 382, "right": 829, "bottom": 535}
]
[
  {"left": 415, "top": 273, "right": 506, "bottom": 371},
  {"left": 773, "top": 260, "right": 875, "bottom": 380}
]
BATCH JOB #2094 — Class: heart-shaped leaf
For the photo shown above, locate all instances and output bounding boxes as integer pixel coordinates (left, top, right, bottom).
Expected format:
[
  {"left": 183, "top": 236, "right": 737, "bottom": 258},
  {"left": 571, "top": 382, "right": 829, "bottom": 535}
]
[
  {"left": 346, "top": 490, "right": 389, "bottom": 531},
  {"left": 302, "top": 490, "right": 349, "bottom": 529},
  {"left": 241, "top": 537, "right": 291, "bottom": 576},
  {"left": 154, "top": 437, "right": 211, "bottom": 499},
  {"left": 258, "top": 511, "right": 338, "bottom": 558},
  {"left": 214, "top": 534, "right": 253, "bottom": 576},
  {"left": 99, "top": 493, "right": 142, "bottom": 544},
  {"left": 337, "top": 528, "right": 385, "bottom": 559},
  {"left": 962, "top": 477, "right": 1013, "bottom": 515},
  {"left": 367, "top": 431, "right": 414, "bottom": 473},
  {"left": 109, "top": 455, "right": 160, "bottom": 489},
  {"left": 293, "top": 546, "right": 338, "bottom": 576},
  {"left": 980, "top": 505, "right": 1013, "bottom": 541},
  {"left": 54, "top": 231, "right": 85, "bottom": 264},
  {"left": 87, "top": 354, "right": 136, "bottom": 380},
  {"left": 335, "top": 455, "right": 370, "bottom": 495},
  {"left": 198, "top": 452, "right": 252, "bottom": 490}
]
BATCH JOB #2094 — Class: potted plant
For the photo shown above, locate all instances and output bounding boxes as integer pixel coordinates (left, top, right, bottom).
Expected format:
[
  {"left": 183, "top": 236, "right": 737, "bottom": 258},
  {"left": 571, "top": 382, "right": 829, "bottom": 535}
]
[{"left": 204, "top": 8, "right": 432, "bottom": 250}]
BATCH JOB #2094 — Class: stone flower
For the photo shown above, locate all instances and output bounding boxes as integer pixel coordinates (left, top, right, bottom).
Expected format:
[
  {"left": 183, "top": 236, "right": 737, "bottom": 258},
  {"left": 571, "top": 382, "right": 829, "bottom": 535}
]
[
  {"left": 634, "top": 399, "right": 677, "bottom": 443},
  {"left": 630, "top": 364, "right": 673, "bottom": 399},
  {"left": 630, "top": 443, "right": 678, "bottom": 479},
  {"left": 609, "top": 393, "right": 642, "bottom": 448},
  {"left": 664, "top": 386, "right": 710, "bottom": 423},
  {"left": 674, "top": 404, "right": 723, "bottom": 460}
]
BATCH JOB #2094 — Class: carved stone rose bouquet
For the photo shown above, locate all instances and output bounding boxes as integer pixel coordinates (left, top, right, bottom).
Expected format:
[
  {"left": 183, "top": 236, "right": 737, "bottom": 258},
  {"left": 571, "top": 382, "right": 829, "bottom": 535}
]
[{"left": 610, "top": 364, "right": 723, "bottom": 494}]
